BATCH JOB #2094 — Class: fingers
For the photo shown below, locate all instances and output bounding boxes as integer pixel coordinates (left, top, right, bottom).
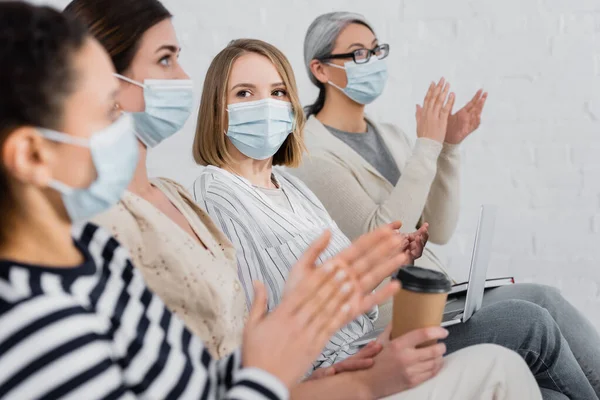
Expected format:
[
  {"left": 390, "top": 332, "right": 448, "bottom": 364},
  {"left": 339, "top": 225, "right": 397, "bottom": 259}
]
[
  {"left": 414, "top": 342, "right": 447, "bottom": 362},
  {"left": 302, "top": 264, "right": 356, "bottom": 329},
  {"left": 295, "top": 230, "right": 331, "bottom": 269},
  {"left": 359, "top": 251, "right": 410, "bottom": 293},
  {"left": 387, "top": 220, "right": 403, "bottom": 231},
  {"left": 331, "top": 355, "right": 375, "bottom": 374},
  {"left": 281, "top": 256, "right": 342, "bottom": 315},
  {"left": 463, "top": 89, "right": 483, "bottom": 112},
  {"left": 360, "top": 281, "right": 401, "bottom": 314},
  {"left": 247, "top": 281, "right": 268, "bottom": 328},
  {"left": 416, "top": 105, "right": 422, "bottom": 121},
  {"left": 312, "top": 290, "right": 357, "bottom": 348},
  {"left": 435, "top": 80, "right": 450, "bottom": 115},
  {"left": 335, "top": 225, "right": 397, "bottom": 266},
  {"left": 409, "top": 356, "right": 444, "bottom": 375},
  {"left": 430, "top": 78, "right": 445, "bottom": 111},
  {"left": 407, "top": 364, "right": 443, "bottom": 388},
  {"left": 473, "top": 92, "right": 488, "bottom": 115},
  {"left": 350, "top": 231, "right": 406, "bottom": 280},
  {"left": 423, "top": 82, "right": 435, "bottom": 108},
  {"left": 306, "top": 367, "right": 335, "bottom": 381},
  {"left": 442, "top": 92, "right": 455, "bottom": 118},
  {"left": 393, "top": 327, "right": 449, "bottom": 349},
  {"left": 355, "top": 341, "right": 384, "bottom": 359}
]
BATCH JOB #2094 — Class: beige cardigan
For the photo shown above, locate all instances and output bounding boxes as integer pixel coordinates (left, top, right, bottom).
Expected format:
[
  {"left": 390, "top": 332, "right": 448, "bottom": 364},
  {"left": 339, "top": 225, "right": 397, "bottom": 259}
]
[
  {"left": 93, "top": 178, "right": 247, "bottom": 358},
  {"left": 289, "top": 116, "right": 461, "bottom": 326}
]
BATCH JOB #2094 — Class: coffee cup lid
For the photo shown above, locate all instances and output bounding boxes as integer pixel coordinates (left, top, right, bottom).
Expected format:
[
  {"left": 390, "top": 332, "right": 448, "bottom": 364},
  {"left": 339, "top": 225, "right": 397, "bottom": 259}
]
[{"left": 394, "top": 266, "right": 452, "bottom": 293}]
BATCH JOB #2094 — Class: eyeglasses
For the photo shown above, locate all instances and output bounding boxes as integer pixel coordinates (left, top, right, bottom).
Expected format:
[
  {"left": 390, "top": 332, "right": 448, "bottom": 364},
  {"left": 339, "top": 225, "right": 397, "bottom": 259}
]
[{"left": 320, "top": 44, "right": 390, "bottom": 65}]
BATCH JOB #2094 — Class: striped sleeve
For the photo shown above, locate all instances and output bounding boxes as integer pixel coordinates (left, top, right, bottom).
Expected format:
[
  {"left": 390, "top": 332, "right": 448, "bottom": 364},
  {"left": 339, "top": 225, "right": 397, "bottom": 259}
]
[
  {"left": 0, "top": 295, "right": 289, "bottom": 400},
  {"left": 0, "top": 296, "right": 129, "bottom": 400}
]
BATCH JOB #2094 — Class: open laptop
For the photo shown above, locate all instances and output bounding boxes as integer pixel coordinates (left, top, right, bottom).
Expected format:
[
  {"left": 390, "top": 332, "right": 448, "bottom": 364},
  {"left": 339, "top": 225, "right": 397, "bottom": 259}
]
[
  {"left": 439, "top": 204, "right": 497, "bottom": 327},
  {"left": 353, "top": 205, "right": 497, "bottom": 345}
]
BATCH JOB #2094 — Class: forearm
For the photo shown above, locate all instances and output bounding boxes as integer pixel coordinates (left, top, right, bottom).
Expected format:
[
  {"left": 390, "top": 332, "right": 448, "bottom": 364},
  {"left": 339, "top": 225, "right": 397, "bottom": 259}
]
[
  {"left": 382, "top": 138, "right": 442, "bottom": 233},
  {"left": 291, "top": 372, "right": 372, "bottom": 400},
  {"left": 423, "top": 143, "right": 461, "bottom": 244}
]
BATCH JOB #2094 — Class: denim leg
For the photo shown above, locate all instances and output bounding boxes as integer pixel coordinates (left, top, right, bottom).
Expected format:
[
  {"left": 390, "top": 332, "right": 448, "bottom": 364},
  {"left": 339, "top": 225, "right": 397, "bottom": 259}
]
[
  {"left": 540, "top": 388, "right": 570, "bottom": 400},
  {"left": 444, "top": 299, "right": 598, "bottom": 400},
  {"left": 482, "top": 283, "right": 600, "bottom": 396}
]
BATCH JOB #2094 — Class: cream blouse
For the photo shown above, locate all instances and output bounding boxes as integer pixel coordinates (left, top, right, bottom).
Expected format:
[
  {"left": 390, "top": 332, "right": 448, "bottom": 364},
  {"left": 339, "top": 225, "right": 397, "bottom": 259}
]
[{"left": 93, "top": 177, "right": 246, "bottom": 358}]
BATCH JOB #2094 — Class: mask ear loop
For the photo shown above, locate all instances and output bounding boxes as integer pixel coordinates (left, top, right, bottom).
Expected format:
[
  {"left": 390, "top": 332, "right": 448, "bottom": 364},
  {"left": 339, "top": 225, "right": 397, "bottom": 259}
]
[{"left": 114, "top": 73, "right": 146, "bottom": 88}]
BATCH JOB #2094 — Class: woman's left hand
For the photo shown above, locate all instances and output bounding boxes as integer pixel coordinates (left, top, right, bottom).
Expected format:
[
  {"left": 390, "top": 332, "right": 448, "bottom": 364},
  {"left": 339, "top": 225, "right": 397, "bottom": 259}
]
[
  {"left": 445, "top": 89, "right": 488, "bottom": 145},
  {"left": 405, "top": 224, "right": 429, "bottom": 263}
]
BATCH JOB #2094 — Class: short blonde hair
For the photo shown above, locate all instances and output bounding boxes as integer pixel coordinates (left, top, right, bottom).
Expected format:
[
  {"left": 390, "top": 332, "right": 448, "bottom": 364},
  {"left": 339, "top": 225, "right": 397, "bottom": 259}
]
[{"left": 193, "top": 39, "right": 306, "bottom": 168}]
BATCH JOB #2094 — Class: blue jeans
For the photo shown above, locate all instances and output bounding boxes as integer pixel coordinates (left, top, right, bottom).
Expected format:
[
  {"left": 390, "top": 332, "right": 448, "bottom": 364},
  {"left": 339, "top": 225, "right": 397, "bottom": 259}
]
[{"left": 444, "top": 284, "right": 600, "bottom": 400}]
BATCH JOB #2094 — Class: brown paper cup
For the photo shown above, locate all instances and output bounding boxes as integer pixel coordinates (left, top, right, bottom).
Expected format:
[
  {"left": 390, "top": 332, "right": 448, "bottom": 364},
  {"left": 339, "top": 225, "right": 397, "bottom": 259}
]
[{"left": 390, "top": 266, "right": 452, "bottom": 347}]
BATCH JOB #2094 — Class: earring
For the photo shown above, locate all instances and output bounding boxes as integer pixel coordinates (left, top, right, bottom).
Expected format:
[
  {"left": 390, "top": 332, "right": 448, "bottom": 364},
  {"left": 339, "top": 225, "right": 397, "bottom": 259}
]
[{"left": 114, "top": 103, "right": 121, "bottom": 111}]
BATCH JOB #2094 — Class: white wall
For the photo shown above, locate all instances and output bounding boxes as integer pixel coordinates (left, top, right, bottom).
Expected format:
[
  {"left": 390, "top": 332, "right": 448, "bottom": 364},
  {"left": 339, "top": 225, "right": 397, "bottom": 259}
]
[{"left": 40, "top": 0, "right": 600, "bottom": 329}]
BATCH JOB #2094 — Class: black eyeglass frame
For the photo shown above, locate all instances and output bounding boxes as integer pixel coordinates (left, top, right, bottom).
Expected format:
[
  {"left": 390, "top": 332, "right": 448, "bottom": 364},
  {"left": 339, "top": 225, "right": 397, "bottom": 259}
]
[{"left": 319, "top": 44, "right": 390, "bottom": 64}]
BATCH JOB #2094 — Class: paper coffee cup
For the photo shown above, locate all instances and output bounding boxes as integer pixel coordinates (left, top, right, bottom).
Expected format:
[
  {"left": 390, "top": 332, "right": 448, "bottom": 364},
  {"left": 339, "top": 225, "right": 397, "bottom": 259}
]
[{"left": 391, "top": 266, "right": 452, "bottom": 346}]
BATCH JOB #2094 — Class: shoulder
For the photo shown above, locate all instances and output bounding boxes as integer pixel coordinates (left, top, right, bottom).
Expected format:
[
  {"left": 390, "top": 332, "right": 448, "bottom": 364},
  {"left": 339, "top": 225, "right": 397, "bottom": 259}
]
[
  {"left": 192, "top": 166, "right": 238, "bottom": 200},
  {"left": 72, "top": 222, "right": 135, "bottom": 270},
  {"left": 275, "top": 168, "right": 313, "bottom": 193},
  {"left": 275, "top": 168, "right": 329, "bottom": 213},
  {"left": 90, "top": 201, "right": 143, "bottom": 255},
  {"left": 367, "top": 116, "right": 413, "bottom": 145}
]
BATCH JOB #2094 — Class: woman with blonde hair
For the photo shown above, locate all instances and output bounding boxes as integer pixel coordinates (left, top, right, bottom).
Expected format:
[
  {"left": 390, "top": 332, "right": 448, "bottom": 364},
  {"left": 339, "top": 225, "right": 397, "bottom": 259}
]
[{"left": 190, "top": 38, "right": 549, "bottom": 399}]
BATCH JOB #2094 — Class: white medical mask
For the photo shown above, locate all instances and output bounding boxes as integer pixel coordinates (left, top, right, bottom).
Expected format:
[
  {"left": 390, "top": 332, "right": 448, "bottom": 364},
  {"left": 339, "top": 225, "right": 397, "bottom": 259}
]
[
  {"left": 115, "top": 74, "right": 194, "bottom": 148},
  {"left": 328, "top": 58, "right": 388, "bottom": 105},
  {"left": 38, "top": 114, "right": 139, "bottom": 222},
  {"left": 226, "top": 98, "right": 294, "bottom": 160}
]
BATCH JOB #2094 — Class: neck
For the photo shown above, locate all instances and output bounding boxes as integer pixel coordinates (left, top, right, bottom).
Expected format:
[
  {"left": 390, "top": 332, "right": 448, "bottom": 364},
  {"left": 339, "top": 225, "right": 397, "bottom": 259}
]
[
  {"left": 223, "top": 141, "right": 275, "bottom": 188},
  {"left": 127, "top": 141, "right": 154, "bottom": 197},
  {"left": 0, "top": 190, "right": 81, "bottom": 267},
  {"left": 316, "top": 88, "right": 367, "bottom": 133}
]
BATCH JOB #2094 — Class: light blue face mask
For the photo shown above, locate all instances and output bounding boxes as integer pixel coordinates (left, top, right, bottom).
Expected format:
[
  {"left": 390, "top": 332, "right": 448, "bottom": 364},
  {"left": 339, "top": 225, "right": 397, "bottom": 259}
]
[
  {"left": 38, "top": 114, "right": 139, "bottom": 222},
  {"left": 226, "top": 98, "right": 295, "bottom": 160},
  {"left": 328, "top": 58, "right": 388, "bottom": 105},
  {"left": 115, "top": 74, "right": 194, "bottom": 148}
]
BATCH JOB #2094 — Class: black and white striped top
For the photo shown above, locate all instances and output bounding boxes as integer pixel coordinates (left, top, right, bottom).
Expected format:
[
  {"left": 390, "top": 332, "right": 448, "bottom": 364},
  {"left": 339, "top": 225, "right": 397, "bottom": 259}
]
[
  {"left": 192, "top": 166, "right": 378, "bottom": 372},
  {"left": 0, "top": 223, "right": 288, "bottom": 400}
]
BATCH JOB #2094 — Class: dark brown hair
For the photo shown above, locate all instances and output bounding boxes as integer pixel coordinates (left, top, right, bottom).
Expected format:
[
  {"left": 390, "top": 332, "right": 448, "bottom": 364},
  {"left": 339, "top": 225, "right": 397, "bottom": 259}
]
[
  {"left": 63, "top": 0, "right": 172, "bottom": 73},
  {"left": 0, "top": 1, "right": 88, "bottom": 232}
]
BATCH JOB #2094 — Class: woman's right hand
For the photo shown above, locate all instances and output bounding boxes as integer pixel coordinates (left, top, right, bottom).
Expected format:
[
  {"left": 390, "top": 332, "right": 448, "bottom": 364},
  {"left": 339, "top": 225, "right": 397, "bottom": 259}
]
[
  {"left": 360, "top": 325, "right": 449, "bottom": 398},
  {"left": 241, "top": 230, "right": 401, "bottom": 389},
  {"left": 416, "top": 78, "right": 456, "bottom": 143}
]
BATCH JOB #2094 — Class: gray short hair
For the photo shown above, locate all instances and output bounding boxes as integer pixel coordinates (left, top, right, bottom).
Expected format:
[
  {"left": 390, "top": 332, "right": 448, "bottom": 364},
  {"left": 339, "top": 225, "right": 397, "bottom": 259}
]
[
  {"left": 303, "top": 12, "right": 374, "bottom": 87},
  {"left": 303, "top": 12, "right": 374, "bottom": 115}
]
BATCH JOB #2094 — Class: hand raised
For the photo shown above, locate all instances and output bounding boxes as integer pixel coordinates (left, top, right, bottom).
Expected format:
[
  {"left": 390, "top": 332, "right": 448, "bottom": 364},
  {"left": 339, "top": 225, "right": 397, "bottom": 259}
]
[
  {"left": 416, "top": 78, "right": 456, "bottom": 143},
  {"left": 445, "top": 89, "right": 488, "bottom": 145}
]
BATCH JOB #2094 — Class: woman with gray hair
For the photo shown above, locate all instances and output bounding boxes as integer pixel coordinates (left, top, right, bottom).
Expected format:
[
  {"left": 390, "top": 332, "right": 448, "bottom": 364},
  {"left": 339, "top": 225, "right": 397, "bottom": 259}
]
[
  {"left": 292, "top": 11, "right": 486, "bottom": 314},
  {"left": 290, "top": 11, "right": 600, "bottom": 399}
]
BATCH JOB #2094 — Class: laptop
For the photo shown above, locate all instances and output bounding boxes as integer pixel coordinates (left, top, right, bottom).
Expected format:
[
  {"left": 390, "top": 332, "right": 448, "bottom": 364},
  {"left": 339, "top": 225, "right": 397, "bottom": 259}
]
[
  {"left": 439, "top": 204, "right": 497, "bottom": 327},
  {"left": 352, "top": 205, "right": 498, "bottom": 345}
]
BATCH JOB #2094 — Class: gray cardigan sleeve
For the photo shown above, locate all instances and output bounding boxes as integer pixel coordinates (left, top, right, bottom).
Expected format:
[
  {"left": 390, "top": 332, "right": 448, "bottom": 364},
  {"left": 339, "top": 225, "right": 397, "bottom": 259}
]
[{"left": 292, "top": 127, "right": 460, "bottom": 245}]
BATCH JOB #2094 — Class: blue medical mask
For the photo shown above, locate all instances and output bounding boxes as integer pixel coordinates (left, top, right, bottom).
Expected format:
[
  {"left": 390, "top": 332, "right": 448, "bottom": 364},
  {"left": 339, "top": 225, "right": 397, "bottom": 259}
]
[
  {"left": 115, "top": 74, "right": 194, "bottom": 148},
  {"left": 38, "top": 114, "right": 139, "bottom": 222},
  {"left": 226, "top": 98, "right": 294, "bottom": 160},
  {"left": 328, "top": 58, "right": 388, "bottom": 105}
]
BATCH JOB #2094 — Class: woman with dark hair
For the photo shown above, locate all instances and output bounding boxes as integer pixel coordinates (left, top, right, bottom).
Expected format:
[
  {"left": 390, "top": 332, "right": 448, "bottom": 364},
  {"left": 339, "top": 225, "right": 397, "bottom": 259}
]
[
  {"left": 62, "top": 0, "right": 250, "bottom": 358},
  {"left": 0, "top": 4, "right": 406, "bottom": 399}
]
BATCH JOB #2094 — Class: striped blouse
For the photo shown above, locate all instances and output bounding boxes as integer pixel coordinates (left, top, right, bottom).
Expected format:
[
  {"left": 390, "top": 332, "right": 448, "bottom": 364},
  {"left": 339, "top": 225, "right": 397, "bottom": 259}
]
[
  {"left": 192, "top": 166, "right": 377, "bottom": 371},
  {"left": 0, "top": 223, "right": 287, "bottom": 400}
]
